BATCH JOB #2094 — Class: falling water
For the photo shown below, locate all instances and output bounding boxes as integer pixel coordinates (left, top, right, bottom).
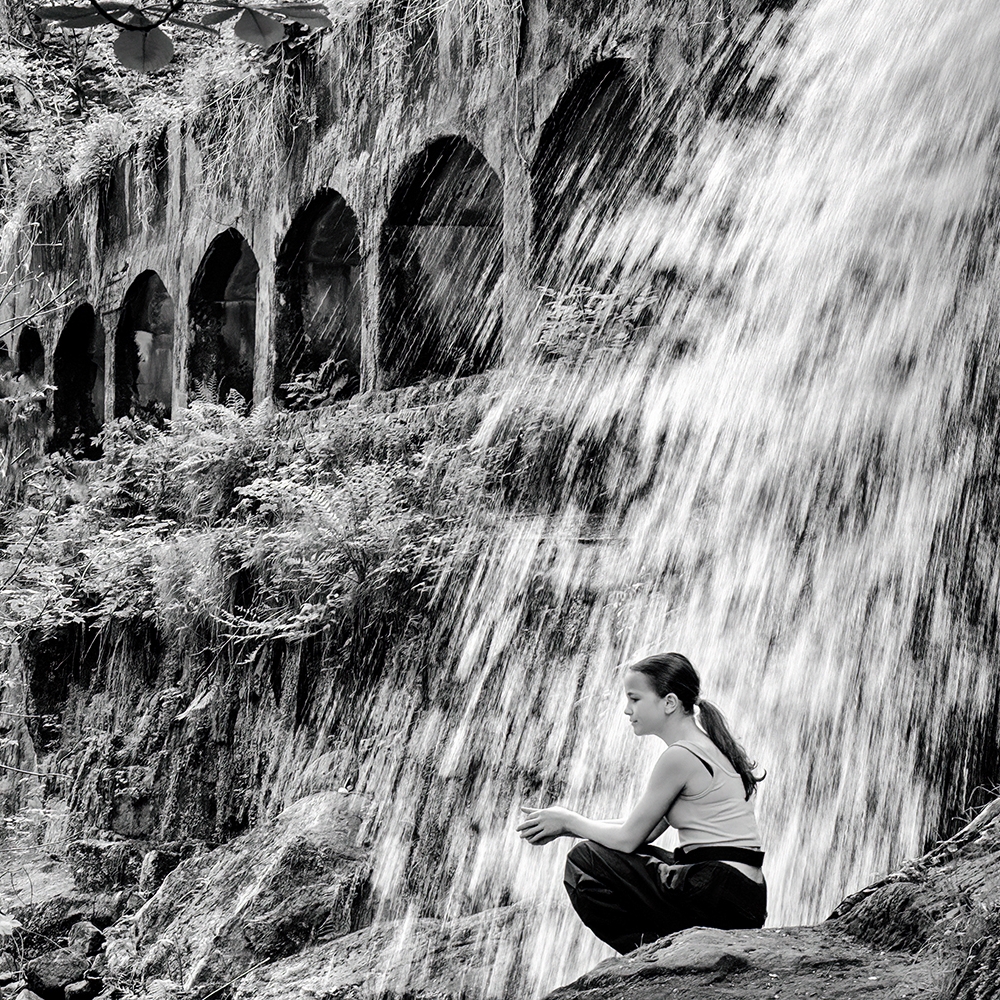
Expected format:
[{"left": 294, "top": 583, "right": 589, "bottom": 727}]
[{"left": 302, "top": 0, "right": 1000, "bottom": 993}]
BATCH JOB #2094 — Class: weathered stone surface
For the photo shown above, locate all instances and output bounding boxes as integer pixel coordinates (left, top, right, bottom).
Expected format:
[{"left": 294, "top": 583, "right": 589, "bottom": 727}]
[
  {"left": 138, "top": 981, "right": 183, "bottom": 1000},
  {"left": 232, "top": 904, "right": 527, "bottom": 1000},
  {"left": 138, "top": 851, "right": 180, "bottom": 898},
  {"left": 66, "top": 923, "right": 103, "bottom": 959},
  {"left": 13, "top": 990, "right": 45, "bottom": 1000},
  {"left": 546, "top": 925, "right": 941, "bottom": 1000},
  {"left": 23, "top": 949, "right": 89, "bottom": 1000},
  {"left": 67, "top": 842, "right": 144, "bottom": 894},
  {"left": 0, "top": 953, "right": 18, "bottom": 984},
  {"left": 117, "top": 792, "right": 370, "bottom": 992},
  {"left": 62, "top": 979, "right": 100, "bottom": 1000}
]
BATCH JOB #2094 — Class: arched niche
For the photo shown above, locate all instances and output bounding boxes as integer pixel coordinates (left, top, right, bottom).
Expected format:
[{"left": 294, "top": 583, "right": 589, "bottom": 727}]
[
  {"left": 114, "top": 270, "right": 174, "bottom": 420},
  {"left": 51, "top": 303, "right": 105, "bottom": 456},
  {"left": 380, "top": 136, "right": 503, "bottom": 388},
  {"left": 532, "top": 59, "right": 675, "bottom": 281},
  {"left": 16, "top": 325, "right": 45, "bottom": 382},
  {"left": 275, "top": 190, "right": 362, "bottom": 408},
  {"left": 188, "top": 228, "right": 258, "bottom": 405}
]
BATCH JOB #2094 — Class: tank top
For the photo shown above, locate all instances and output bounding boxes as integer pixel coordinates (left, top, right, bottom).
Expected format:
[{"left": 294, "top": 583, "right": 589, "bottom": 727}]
[{"left": 664, "top": 739, "right": 762, "bottom": 851}]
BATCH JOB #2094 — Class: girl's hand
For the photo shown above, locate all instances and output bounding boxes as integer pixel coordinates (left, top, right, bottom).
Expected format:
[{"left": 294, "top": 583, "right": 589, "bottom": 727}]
[{"left": 516, "top": 805, "right": 575, "bottom": 845}]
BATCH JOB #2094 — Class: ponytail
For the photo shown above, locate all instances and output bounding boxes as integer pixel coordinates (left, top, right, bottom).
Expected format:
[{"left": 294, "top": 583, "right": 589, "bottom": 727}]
[
  {"left": 697, "top": 698, "right": 764, "bottom": 800},
  {"left": 627, "top": 652, "right": 765, "bottom": 800}
]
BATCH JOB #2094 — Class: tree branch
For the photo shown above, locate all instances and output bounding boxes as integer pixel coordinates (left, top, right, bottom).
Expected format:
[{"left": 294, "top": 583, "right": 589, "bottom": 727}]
[{"left": 86, "top": 0, "right": 190, "bottom": 30}]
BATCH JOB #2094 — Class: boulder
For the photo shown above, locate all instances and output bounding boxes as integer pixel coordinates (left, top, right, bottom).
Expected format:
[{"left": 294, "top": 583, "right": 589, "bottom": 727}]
[
  {"left": 66, "top": 924, "right": 103, "bottom": 958},
  {"left": 125, "top": 792, "right": 371, "bottom": 992},
  {"left": 62, "top": 980, "right": 101, "bottom": 1000},
  {"left": 23, "top": 949, "right": 89, "bottom": 1000},
  {"left": 232, "top": 904, "right": 528, "bottom": 1000}
]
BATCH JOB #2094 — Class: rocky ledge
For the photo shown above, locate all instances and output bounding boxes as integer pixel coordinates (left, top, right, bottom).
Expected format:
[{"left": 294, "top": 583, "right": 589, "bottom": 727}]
[{"left": 2, "top": 798, "right": 999, "bottom": 1000}]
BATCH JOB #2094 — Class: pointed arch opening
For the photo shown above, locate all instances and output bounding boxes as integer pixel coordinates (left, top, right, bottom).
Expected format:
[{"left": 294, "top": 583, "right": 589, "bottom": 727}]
[
  {"left": 16, "top": 325, "right": 45, "bottom": 382},
  {"left": 51, "top": 303, "right": 105, "bottom": 455},
  {"left": 188, "top": 228, "right": 258, "bottom": 405},
  {"left": 115, "top": 270, "right": 174, "bottom": 420},
  {"left": 380, "top": 136, "right": 503, "bottom": 388},
  {"left": 275, "top": 190, "right": 362, "bottom": 409},
  {"left": 532, "top": 59, "right": 676, "bottom": 282}
]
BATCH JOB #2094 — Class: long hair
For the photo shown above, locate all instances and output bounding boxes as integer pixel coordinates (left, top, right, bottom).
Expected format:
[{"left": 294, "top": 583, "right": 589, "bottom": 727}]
[{"left": 628, "top": 652, "right": 764, "bottom": 799}]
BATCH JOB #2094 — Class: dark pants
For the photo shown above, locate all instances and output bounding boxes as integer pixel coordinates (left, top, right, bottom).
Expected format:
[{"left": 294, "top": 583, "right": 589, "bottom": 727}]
[{"left": 563, "top": 840, "right": 767, "bottom": 953}]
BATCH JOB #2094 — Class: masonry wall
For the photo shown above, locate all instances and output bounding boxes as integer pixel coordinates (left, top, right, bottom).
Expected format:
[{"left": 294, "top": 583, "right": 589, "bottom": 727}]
[{"left": 2, "top": 0, "right": 759, "bottom": 436}]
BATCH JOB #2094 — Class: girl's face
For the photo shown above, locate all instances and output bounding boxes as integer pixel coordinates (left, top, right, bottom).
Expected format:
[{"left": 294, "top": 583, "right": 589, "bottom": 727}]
[{"left": 623, "top": 670, "right": 668, "bottom": 736}]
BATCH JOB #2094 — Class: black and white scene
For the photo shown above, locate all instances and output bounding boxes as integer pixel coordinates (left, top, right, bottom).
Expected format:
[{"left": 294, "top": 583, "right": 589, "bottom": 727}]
[{"left": 1, "top": 1, "right": 999, "bottom": 999}]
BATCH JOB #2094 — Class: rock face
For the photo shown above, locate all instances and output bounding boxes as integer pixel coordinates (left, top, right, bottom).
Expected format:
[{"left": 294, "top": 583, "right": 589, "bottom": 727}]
[
  {"left": 108, "top": 791, "right": 371, "bottom": 993},
  {"left": 232, "top": 905, "right": 528, "bottom": 1000},
  {"left": 543, "top": 800, "right": 1000, "bottom": 1000},
  {"left": 5, "top": 798, "right": 999, "bottom": 1000},
  {"left": 24, "top": 949, "right": 90, "bottom": 1000}
]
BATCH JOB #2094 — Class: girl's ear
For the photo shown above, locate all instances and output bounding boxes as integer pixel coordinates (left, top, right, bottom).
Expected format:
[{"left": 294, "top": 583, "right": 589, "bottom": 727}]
[{"left": 663, "top": 692, "right": 679, "bottom": 714}]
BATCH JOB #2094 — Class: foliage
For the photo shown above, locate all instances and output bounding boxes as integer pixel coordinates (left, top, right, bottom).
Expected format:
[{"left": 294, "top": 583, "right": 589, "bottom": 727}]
[
  {"left": 0, "top": 400, "right": 492, "bottom": 682},
  {"left": 33, "top": 0, "right": 334, "bottom": 73},
  {"left": 279, "top": 358, "right": 358, "bottom": 410},
  {"left": 0, "top": 372, "right": 50, "bottom": 505}
]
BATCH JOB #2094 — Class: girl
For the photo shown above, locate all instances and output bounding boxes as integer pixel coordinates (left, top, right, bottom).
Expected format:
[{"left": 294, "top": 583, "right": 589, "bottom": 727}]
[{"left": 516, "top": 652, "right": 766, "bottom": 953}]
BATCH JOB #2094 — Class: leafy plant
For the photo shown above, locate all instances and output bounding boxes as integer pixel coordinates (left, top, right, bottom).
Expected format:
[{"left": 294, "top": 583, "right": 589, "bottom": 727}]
[{"left": 32, "top": 0, "right": 333, "bottom": 72}]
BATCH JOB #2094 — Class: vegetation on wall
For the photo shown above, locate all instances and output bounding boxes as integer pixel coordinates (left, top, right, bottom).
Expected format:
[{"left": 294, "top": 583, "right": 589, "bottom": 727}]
[{"left": 0, "top": 399, "right": 488, "bottom": 665}]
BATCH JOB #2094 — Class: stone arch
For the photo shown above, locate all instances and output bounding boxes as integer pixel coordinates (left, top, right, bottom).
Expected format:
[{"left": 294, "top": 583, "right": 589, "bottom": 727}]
[
  {"left": 188, "top": 228, "right": 258, "bottom": 405},
  {"left": 114, "top": 270, "right": 174, "bottom": 420},
  {"left": 532, "top": 59, "right": 676, "bottom": 280},
  {"left": 380, "top": 135, "right": 503, "bottom": 388},
  {"left": 16, "top": 325, "right": 45, "bottom": 382},
  {"left": 51, "top": 303, "right": 105, "bottom": 455},
  {"left": 275, "top": 190, "right": 362, "bottom": 408}
]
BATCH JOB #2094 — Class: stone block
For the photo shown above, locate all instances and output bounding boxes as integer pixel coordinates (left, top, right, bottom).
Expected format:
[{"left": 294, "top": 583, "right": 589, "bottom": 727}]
[
  {"left": 62, "top": 975, "right": 101, "bottom": 1000},
  {"left": 138, "top": 851, "right": 180, "bottom": 897},
  {"left": 23, "top": 948, "right": 89, "bottom": 1000},
  {"left": 66, "top": 842, "right": 143, "bottom": 893},
  {"left": 66, "top": 923, "right": 103, "bottom": 958}
]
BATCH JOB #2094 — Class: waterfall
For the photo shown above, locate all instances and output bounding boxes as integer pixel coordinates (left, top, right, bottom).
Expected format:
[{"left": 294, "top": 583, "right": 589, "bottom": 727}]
[{"left": 313, "top": 0, "right": 1000, "bottom": 992}]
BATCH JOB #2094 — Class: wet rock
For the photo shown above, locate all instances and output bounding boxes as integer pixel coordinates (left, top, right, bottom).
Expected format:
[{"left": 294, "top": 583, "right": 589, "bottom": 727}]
[
  {"left": 129, "top": 792, "right": 370, "bottom": 991},
  {"left": 0, "top": 953, "right": 18, "bottom": 984},
  {"left": 66, "top": 923, "right": 103, "bottom": 958},
  {"left": 138, "top": 852, "right": 179, "bottom": 898},
  {"left": 833, "top": 879, "right": 948, "bottom": 951},
  {"left": 138, "top": 980, "right": 182, "bottom": 1000},
  {"left": 63, "top": 979, "right": 101, "bottom": 1000},
  {"left": 23, "top": 948, "right": 89, "bottom": 1000},
  {"left": 233, "top": 905, "right": 527, "bottom": 1000},
  {"left": 12, "top": 895, "right": 91, "bottom": 949},
  {"left": 66, "top": 843, "right": 143, "bottom": 894},
  {"left": 13, "top": 990, "right": 43, "bottom": 1000}
]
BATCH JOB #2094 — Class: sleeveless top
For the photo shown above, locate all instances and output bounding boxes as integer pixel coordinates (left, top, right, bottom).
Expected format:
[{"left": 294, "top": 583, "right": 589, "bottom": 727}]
[{"left": 664, "top": 739, "right": 762, "bottom": 851}]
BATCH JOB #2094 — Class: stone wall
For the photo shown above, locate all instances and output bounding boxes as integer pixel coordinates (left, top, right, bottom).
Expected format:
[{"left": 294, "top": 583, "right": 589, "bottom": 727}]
[{"left": 1, "top": 0, "right": 760, "bottom": 445}]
